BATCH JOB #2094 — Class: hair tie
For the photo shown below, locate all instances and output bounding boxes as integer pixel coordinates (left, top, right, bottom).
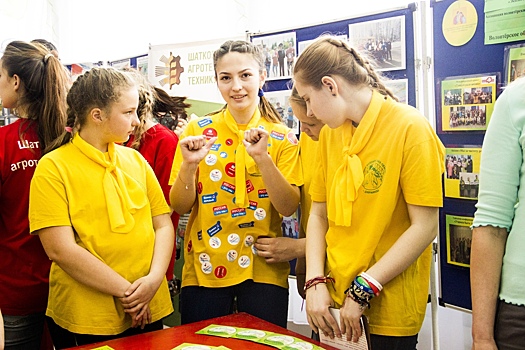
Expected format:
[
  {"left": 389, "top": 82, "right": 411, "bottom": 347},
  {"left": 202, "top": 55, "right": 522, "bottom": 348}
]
[
  {"left": 44, "top": 53, "right": 53, "bottom": 63},
  {"left": 65, "top": 126, "right": 73, "bottom": 133},
  {"left": 258, "top": 88, "right": 264, "bottom": 97}
]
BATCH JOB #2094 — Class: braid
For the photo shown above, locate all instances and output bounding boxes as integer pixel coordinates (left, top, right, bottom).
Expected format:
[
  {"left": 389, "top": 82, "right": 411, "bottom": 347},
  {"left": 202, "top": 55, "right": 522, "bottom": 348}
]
[
  {"left": 130, "top": 82, "right": 155, "bottom": 150},
  {"left": 294, "top": 35, "right": 399, "bottom": 102}
]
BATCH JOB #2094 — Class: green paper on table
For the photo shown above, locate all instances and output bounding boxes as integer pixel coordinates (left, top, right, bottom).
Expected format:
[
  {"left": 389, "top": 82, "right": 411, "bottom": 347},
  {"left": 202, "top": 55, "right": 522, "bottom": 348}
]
[
  {"left": 172, "top": 343, "right": 231, "bottom": 350},
  {"left": 196, "top": 324, "right": 325, "bottom": 349}
]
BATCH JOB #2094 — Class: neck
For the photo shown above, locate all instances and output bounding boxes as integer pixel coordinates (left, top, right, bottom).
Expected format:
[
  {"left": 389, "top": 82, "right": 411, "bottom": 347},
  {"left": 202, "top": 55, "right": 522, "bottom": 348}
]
[
  {"left": 144, "top": 119, "right": 156, "bottom": 129},
  {"left": 344, "top": 87, "right": 373, "bottom": 125},
  {"left": 79, "top": 128, "right": 109, "bottom": 153},
  {"left": 228, "top": 104, "right": 257, "bottom": 125}
]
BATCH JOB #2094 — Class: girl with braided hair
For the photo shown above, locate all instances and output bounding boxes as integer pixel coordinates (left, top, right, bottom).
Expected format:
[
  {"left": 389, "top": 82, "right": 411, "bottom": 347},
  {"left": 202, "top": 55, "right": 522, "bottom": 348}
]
[
  {"left": 28, "top": 67, "right": 173, "bottom": 348},
  {"left": 293, "top": 35, "right": 444, "bottom": 349},
  {"left": 0, "top": 40, "right": 69, "bottom": 348}
]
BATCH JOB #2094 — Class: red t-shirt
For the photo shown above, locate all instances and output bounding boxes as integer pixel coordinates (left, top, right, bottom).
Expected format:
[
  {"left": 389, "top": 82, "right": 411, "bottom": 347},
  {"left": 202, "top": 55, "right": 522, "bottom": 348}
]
[
  {"left": 127, "top": 124, "right": 180, "bottom": 279},
  {"left": 0, "top": 119, "right": 51, "bottom": 315}
]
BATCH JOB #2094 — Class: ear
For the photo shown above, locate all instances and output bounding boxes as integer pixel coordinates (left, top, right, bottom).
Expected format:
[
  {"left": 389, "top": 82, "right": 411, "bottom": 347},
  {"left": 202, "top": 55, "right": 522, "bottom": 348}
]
[
  {"left": 11, "top": 74, "right": 21, "bottom": 92},
  {"left": 90, "top": 108, "right": 104, "bottom": 124},
  {"left": 259, "top": 69, "right": 267, "bottom": 88},
  {"left": 321, "top": 76, "right": 338, "bottom": 96}
]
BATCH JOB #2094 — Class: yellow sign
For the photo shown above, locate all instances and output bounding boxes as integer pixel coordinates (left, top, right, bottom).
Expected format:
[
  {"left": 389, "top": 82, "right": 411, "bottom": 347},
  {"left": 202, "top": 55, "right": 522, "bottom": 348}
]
[{"left": 442, "top": 0, "right": 478, "bottom": 46}]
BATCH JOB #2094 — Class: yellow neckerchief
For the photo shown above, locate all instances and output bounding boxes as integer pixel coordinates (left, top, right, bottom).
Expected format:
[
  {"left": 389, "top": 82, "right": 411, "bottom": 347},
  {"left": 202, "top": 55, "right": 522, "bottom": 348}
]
[
  {"left": 72, "top": 134, "right": 147, "bottom": 233},
  {"left": 221, "top": 108, "right": 261, "bottom": 208},
  {"left": 328, "top": 90, "right": 386, "bottom": 226}
]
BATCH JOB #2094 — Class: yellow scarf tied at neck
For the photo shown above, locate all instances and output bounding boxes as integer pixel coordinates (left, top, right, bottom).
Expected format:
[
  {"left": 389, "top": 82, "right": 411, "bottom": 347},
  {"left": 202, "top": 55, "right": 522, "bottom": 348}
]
[
  {"left": 328, "top": 90, "right": 385, "bottom": 227},
  {"left": 222, "top": 108, "right": 261, "bottom": 208},
  {"left": 72, "top": 134, "right": 147, "bottom": 233}
]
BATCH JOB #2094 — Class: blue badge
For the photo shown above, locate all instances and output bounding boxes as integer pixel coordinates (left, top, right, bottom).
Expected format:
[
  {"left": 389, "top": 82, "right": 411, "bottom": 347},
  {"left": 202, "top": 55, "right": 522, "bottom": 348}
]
[
  {"left": 201, "top": 192, "right": 218, "bottom": 204},
  {"left": 207, "top": 221, "right": 223, "bottom": 237}
]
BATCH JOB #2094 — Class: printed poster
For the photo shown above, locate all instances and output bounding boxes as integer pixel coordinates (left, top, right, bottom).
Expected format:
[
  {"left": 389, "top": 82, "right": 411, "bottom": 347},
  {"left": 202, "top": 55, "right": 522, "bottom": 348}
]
[
  {"left": 484, "top": 3, "right": 525, "bottom": 45},
  {"left": 505, "top": 43, "right": 525, "bottom": 84},
  {"left": 446, "top": 215, "right": 473, "bottom": 268},
  {"left": 445, "top": 147, "right": 482, "bottom": 200},
  {"left": 440, "top": 74, "right": 496, "bottom": 132}
]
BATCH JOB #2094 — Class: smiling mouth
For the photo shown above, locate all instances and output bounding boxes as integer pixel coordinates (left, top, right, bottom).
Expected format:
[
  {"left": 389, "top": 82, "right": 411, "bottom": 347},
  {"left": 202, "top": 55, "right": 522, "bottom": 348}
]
[{"left": 231, "top": 95, "right": 246, "bottom": 100}]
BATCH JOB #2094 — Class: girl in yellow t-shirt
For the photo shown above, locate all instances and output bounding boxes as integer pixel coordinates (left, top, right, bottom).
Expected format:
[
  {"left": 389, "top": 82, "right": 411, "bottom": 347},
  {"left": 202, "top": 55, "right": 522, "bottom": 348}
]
[
  {"left": 29, "top": 68, "right": 174, "bottom": 349},
  {"left": 293, "top": 36, "right": 444, "bottom": 350},
  {"left": 169, "top": 40, "right": 302, "bottom": 328}
]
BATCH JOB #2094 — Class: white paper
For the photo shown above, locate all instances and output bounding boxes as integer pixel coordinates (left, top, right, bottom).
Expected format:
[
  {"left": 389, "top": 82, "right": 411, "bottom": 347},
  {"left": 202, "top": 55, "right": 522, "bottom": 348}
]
[{"left": 319, "top": 309, "right": 369, "bottom": 350}]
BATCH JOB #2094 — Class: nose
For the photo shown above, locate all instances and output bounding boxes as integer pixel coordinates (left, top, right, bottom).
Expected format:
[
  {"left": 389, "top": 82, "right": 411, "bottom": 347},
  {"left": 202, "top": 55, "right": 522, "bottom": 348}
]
[
  {"left": 300, "top": 123, "right": 308, "bottom": 133},
  {"left": 231, "top": 76, "right": 242, "bottom": 91},
  {"left": 131, "top": 112, "right": 140, "bottom": 126}
]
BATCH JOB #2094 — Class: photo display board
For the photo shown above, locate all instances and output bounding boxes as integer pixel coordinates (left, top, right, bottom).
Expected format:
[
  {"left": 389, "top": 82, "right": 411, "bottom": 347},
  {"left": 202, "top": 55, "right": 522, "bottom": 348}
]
[{"left": 432, "top": 0, "right": 525, "bottom": 311}]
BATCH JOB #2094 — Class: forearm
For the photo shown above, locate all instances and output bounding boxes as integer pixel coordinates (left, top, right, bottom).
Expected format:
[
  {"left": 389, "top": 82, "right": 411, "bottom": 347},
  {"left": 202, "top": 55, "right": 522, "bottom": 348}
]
[
  {"left": 170, "top": 162, "right": 198, "bottom": 215},
  {"left": 366, "top": 205, "right": 438, "bottom": 285},
  {"left": 306, "top": 202, "right": 328, "bottom": 279},
  {"left": 148, "top": 214, "right": 175, "bottom": 285},
  {"left": 255, "top": 154, "right": 300, "bottom": 216},
  {"left": 471, "top": 226, "right": 507, "bottom": 342}
]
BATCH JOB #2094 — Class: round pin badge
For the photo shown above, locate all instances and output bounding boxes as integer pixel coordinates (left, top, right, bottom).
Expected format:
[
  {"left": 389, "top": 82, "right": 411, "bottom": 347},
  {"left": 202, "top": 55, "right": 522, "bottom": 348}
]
[
  {"left": 201, "top": 261, "right": 213, "bottom": 274},
  {"left": 210, "top": 169, "right": 222, "bottom": 182},
  {"left": 238, "top": 255, "right": 251, "bottom": 268},
  {"left": 214, "top": 266, "right": 227, "bottom": 279},
  {"left": 227, "top": 233, "right": 240, "bottom": 245},
  {"left": 244, "top": 235, "right": 254, "bottom": 247},
  {"left": 205, "top": 154, "right": 217, "bottom": 166},
  {"left": 254, "top": 208, "right": 266, "bottom": 220},
  {"left": 209, "top": 236, "right": 221, "bottom": 249},
  {"left": 199, "top": 253, "right": 211, "bottom": 264},
  {"left": 226, "top": 250, "right": 238, "bottom": 262}
]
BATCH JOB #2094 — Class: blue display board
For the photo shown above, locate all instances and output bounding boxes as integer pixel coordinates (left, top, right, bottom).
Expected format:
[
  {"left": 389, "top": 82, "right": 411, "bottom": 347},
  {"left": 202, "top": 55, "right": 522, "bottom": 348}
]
[
  {"left": 251, "top": 5, "right": 417, "bottom": 107},
  {"left": 432, "top": 0, "right": 525, "bottom": 311}
]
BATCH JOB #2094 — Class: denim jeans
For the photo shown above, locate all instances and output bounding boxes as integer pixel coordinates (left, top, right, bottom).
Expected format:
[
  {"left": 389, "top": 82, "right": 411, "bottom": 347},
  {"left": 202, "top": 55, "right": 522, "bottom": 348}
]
[{"left": 3, "top": 312, "right": 45, "bottom": 349}]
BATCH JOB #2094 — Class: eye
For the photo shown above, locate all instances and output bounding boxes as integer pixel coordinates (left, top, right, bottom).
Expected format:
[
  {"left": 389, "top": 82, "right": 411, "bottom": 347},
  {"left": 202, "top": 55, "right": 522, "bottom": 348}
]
[
  {"left": 242, "top": 72, "right": 251, "bottom": 78},
  {"left": 220, "top": 76, "right": 230, "bottom": 81}
]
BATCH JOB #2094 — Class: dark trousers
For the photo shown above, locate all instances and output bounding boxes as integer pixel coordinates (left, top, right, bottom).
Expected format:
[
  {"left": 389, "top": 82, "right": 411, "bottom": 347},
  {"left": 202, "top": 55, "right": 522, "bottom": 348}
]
[
  {"left": 46, "top": 316, "right": 163, "bottom": 349},
  {"left": 180, "top": 280, "right": 289, "bottom": 328},
  {"left": 370, "top": 334, "right": 418, "bottom": 350},
  {"left": 495, "top": 299, "right": 525, "bottom": 350}
]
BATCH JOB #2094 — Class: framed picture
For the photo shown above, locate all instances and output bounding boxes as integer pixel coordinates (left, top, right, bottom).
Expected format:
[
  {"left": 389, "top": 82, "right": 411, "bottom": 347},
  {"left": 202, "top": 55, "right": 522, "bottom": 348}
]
[
  {"left": 444, "top": 147, "right": 482, "bottom": 200},
  {"left": 438, "top": 74, "right": 497, "bottom": 133},
  {"left": 504, "top": 43, "right": 525, "bottom": 85},
  {"left": 252, "top": 32, "right": 297, "bottom": 80},
  {"left": 265, "top": 90, "right": 300, "bottom": 134},
  {"left": 348, "top": 15, "right": 406, "bottom": 71},
  {"left": 297, "top": 34, "right": 348, "bottom": 57},
  {"left": 445, "top": 214, "right": 473, "bottom": 268}
]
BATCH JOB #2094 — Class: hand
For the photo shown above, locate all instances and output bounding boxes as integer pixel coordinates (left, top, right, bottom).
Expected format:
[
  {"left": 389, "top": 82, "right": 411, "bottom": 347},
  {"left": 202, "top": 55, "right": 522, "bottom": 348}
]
[
  {"left": 243, "top": 128, "right": 269, "bottom": 161},
  {"left": 340, "top": 296, "right": 366, "bottom": 342},
  {"left": 174, "top": 118, "right": 189, "bottom": 138},
  {"left": 254, "top": 237, "right": 302, "bottom": 263},
  {"left": 305, "top": 284, "right": 341, "bottom": 339},
  {"left": 179, "top": 135, "right": 217, "bottom": 165},
  {"left": 119, "top": 275, "right": 160, "bottom": 315},
  {"left": 472, "top": 339, "right": 498, "bottom": 350},
  {"left": 129, "top": 304, "right": 152, "bottom": 329}
]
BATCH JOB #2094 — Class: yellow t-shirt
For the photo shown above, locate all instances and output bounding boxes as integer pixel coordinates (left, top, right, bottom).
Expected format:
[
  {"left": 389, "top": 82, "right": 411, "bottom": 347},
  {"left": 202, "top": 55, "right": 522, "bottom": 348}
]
[
  {"left": 170, "top": 108, "right": 303, "bottom": 289},
  {"left": 310, "top": 93, "right": 444, "bottom": 336},
  {"left": 29, "top": 135, "right": 173, "bottom": 335},
  {"left": 299, "top": 133, "right": 318, "bottom": 236}
]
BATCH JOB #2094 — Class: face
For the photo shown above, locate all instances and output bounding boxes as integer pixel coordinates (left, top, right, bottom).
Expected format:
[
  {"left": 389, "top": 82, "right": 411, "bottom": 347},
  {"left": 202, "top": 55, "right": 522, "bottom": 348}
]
[
  {"left": 294, "top": 78, "right": 344, "bottom": 129},
  {"left": 0, "top": 61, "right": 19, "bottom": 108},
  {"left": 99, "top": 86, "right": 140, "bottom": 144},
  {"left": 215, "top": 51, "right": 265, "bottom": 116},
  {"left": 291, "top": 101, "right": 324, "bottom": 141}
]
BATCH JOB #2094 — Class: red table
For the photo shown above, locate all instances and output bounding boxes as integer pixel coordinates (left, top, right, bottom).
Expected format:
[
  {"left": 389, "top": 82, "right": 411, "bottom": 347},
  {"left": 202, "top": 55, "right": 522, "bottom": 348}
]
[{"left": 70, "top": 312, "right": 337, "bottom": 349}]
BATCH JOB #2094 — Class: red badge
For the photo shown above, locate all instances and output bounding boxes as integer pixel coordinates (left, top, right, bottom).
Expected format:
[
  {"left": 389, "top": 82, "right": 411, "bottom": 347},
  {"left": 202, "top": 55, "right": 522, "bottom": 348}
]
[
  {"left": 187, "top": 240, "right": 192, "bottom": 252},
  {"left": 225, "top": 162, "right": 236, "bottom": 177},
  {"left": 226, "top": 138, "right": 233, "bottom": 146},
  {"left": 214, "top": 266, "right": 227, "bottom": 279},
  {"left": 203, "top": 128, "right": 218, "bottom": 140},
  {"left": 287, "top": 131, "right": 298, "bottom": 145},
  {"left": 197, "top": 182, "right": 203, "bottom": 194}
]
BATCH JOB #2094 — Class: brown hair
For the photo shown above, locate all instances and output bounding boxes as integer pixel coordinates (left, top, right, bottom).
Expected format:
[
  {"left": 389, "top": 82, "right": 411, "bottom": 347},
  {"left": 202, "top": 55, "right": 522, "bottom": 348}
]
[
  {"left": 210, "top": 40, "right": 282, "bottom": 123},
  {"left": 1, "top": 40, "right": 69, "bottom": 154},
  {"left": 153, "top": 87, "right": 191, "bottom": 122},
  {"left": 293, "top": 36, "right": 398, "bottom": 101},
  {"left": 53, "top": 67, "right": 136, "bottom": 149}
]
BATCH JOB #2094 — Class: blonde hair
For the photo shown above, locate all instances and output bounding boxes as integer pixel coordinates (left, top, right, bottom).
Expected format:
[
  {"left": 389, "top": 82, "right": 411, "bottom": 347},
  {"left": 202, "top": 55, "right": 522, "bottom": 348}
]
[{"left": 293, "top": 36, "right": 398, "bottom": 101}]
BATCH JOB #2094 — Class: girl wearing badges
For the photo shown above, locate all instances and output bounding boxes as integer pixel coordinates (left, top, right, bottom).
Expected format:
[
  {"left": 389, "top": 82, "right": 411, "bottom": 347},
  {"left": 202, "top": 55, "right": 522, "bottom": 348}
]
[
  {"left": 28, "top": 68, "right": 174, "bottom": 349},
  {"left": 293, "top": 36, "right": 444, "bottom": 349},
  {"left": 169, "top": 40, "right": 303, "bottom": 328},
  {"left": 0, "top": 40, "right": 69, "bottom": 349}
]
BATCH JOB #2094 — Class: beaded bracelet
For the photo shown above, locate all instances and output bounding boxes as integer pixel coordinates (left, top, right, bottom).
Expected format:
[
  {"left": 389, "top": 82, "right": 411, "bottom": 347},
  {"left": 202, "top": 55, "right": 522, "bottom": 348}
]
[{"left": 304, "top": 274, "right": 336, "bottom": 292}]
